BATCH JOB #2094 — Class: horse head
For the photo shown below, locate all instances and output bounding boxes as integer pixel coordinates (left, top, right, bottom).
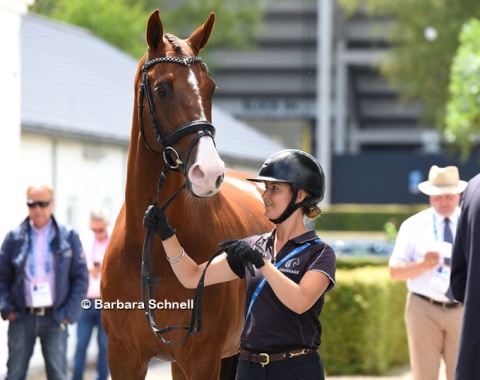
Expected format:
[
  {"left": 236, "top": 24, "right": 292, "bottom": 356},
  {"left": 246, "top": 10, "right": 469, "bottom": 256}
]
[{"left": 137, "top": 10, "right": 224, "bottom": 198}]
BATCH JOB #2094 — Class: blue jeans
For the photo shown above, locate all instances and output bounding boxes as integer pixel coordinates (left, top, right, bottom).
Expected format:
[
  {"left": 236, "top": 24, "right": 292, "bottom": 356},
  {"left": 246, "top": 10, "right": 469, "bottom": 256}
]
[
  {"left": 71, "top": 305, "right": 109, "bottom": 380},
  {"left": 6, "top": 313, "right": 68, "bottom": 380}
]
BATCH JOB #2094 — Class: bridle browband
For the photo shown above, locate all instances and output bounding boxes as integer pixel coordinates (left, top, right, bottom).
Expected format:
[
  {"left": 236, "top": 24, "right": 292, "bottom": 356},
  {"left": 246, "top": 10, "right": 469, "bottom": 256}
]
[{"left": 139, "top": 53, "right": 222, "bottom": 345}]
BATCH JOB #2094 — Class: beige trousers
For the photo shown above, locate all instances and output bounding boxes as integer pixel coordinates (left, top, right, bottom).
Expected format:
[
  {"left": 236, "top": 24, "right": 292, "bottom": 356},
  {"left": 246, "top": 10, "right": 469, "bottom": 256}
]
[{"left": 405, "top": 292, "right": 463, "bottom": 380}]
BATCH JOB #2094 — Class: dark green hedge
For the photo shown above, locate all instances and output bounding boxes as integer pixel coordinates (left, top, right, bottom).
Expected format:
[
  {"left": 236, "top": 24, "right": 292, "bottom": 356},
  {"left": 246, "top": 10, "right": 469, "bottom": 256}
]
[
  {"left": 316, "top": 204, "right": 427, "bottom": 231},
  {"left": 319, "top": 266, "right": 409, "bottom": 375},
  {"left": 336, "top": 256, "right": 389, "bottom": 269}
]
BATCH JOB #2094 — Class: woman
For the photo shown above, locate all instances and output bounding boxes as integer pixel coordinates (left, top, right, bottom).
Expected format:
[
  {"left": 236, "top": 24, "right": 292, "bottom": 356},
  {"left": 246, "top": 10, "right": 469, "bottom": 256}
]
[{"left": 144, "top": 149, "right": 336, "bottom": 380}]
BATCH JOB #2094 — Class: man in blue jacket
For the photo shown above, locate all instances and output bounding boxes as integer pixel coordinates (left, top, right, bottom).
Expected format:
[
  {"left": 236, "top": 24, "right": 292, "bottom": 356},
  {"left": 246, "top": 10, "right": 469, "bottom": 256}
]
[{"left": 0, "top": 183, "right": 88, "bottom": 380}]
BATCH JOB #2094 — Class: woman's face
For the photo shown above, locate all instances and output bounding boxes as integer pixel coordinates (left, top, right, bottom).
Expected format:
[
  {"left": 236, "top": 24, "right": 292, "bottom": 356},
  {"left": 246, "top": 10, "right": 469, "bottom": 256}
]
[{"left": 261, "top": 181, "right": 293, "bottom": 219}]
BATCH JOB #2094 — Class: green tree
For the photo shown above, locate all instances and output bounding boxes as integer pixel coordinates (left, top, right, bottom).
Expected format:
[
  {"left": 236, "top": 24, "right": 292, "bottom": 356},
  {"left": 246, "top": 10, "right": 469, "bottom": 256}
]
[
  {"left": 445, "top": 18, "right": 480, "bottom": 160},
  {"left": 30, "top": 0, "right": 264, "bottom": 59},
  {"left": 337, "top": 0, "right": 480, "bottom": 153},
  {"left": 30, "top": 0, "right": 148, "bottom": 58}
]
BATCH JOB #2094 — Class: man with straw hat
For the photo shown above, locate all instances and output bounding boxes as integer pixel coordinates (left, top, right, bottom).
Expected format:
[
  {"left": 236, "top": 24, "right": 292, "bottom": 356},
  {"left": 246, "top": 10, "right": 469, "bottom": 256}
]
[{"left": 389, "top": 165, "right": 467, "bottom": 380}]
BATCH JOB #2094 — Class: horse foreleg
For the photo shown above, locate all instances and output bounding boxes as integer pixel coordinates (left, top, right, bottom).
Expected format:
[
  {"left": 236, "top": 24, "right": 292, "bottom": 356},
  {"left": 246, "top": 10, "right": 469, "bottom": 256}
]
[
  {"left": 171, "top": 362, "right": 187, "bottom": 380},
  {"left": 107, "top": 337, "right": 149, "bottom": 380},
  {"left": 175, "top": 355, "right": 222, "bottom": 380}
]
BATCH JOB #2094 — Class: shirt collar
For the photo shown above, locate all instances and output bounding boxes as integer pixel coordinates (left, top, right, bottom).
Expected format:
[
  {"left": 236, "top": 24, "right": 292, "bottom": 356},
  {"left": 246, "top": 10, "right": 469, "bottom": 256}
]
[
  {"left": 29, "top": 218, "right": 53, "bottom": 235},
  {"left": 292, "top": 230, "right": 319, "bottom": 244},
  {"left": 267, "top": 228, "right": 319, "bottom": 246},
  {"left": 432, "top": 207, "right": 460, "bottom": 226}
]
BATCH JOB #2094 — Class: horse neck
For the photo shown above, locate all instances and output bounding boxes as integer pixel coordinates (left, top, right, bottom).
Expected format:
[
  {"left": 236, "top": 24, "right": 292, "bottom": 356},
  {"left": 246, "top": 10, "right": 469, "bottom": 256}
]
[{"left": 125, "top": 116, "right": 187, "bottom": 223}]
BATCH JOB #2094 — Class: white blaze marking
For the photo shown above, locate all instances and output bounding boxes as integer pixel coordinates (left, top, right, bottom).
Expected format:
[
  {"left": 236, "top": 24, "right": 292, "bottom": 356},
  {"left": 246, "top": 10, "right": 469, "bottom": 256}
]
[
  {"left": 186, "top": 66, "right": 223, "bottom": 196},
  {"left": 187, "top": 68, "right": 206, "bottom": 120},
  {"left": 196, "top": 137, "right": 223, "bottom": 173}
]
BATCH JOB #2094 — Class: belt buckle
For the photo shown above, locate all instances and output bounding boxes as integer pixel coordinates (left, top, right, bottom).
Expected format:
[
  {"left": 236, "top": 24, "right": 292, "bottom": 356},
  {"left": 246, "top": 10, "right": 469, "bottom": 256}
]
[
  {"left": 34, "top": 308, "right": 45, "bottom": 316},
  {"left": 259, "top": 353, "right": 269, "bottom": 367}
]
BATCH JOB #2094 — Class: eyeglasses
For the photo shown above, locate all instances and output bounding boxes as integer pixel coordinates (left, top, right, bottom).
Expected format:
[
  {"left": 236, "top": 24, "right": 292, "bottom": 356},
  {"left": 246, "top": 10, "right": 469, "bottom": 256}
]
[
  {"left": 27, "top": 200, "right": 52, "bottom": 208},
  {"left": 91, "top": 228, "right": 106, "bottom": 234}
]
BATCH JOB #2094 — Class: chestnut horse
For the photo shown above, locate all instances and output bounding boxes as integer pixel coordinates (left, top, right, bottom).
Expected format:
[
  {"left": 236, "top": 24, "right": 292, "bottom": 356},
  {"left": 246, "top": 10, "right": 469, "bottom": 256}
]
[{"left": 101, "top": 10, "right": 272, "bottom": 380}]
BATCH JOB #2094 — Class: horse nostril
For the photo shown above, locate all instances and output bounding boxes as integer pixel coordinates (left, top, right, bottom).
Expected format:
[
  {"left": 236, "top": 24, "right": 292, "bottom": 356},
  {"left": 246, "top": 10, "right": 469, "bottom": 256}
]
[
  {"left": 215, "top": 174, "right": 224, "bottom": 189},
  {"left": 189, "top": 164, "right": 205, "bottom": 182}
]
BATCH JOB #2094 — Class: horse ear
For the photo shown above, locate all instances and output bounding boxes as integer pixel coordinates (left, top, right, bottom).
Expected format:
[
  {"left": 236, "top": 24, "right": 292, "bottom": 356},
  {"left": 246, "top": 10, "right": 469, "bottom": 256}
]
[
  {"left": 187, "top": 12, "right": 215, "bottom": 53},
  {"left": 146, "top": 9, "right": 165, "bottom": 52}
]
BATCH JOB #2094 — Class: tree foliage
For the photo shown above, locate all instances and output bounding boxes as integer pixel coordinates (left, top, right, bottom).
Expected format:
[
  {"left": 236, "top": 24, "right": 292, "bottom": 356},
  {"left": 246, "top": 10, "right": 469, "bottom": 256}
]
[
  {"left": 337, "top": 0, "right": 480, "bottom": 152},
  {"left": 445, "top": 19, "right": 480, "bottom": 160},
  {"left": 30, "top": 0, "right": 264, "bottom": 59}
]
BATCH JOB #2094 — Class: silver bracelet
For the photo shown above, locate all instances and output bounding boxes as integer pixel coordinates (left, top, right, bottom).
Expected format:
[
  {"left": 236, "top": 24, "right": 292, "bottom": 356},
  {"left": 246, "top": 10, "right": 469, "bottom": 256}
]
[{"left": 166, "top": 247, "right": 185, "bottom": 264}]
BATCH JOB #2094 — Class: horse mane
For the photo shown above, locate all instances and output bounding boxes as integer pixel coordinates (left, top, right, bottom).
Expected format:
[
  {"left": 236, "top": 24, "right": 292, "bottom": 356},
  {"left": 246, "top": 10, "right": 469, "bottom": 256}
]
[{"left": 165, "top": 33, "right": 184, "bottom": 54}]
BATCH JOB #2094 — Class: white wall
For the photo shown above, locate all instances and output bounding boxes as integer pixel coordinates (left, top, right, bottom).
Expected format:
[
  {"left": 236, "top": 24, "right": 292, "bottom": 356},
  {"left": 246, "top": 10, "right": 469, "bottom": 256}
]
[
  {"left": 20, "top": 133, "right": 127, "bottom": 233},
  {"left": 0, "top": 0, "right": 34, "bottom": 240}
]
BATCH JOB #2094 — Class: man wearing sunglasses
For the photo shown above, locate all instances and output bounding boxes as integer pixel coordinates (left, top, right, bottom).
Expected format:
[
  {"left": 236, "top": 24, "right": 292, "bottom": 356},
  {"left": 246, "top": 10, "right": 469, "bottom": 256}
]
[{"left": 0, "top": 184, "right": 88, "bottom": 380}]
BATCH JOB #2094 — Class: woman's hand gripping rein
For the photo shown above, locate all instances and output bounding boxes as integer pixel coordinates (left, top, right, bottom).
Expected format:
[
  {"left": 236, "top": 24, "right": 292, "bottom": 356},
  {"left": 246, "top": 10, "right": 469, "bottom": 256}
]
[
  {"left": 143, "top": 205, "right": 176, "bottom": 241},
  {"left": 219, "top": 239, "right": 265, "bottom": 276}
]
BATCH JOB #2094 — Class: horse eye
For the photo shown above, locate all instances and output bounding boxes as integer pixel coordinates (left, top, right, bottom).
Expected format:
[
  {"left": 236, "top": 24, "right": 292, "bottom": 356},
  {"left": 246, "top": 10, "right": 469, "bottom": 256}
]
[{"left": 154, "top": 84, "right": 167, "bottom": 99}]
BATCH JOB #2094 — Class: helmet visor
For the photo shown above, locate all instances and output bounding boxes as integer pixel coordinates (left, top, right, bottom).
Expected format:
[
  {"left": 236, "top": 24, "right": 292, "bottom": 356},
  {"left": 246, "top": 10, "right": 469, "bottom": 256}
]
[{"left": 247, "top": 176, "right": 292, "bottom": 184}]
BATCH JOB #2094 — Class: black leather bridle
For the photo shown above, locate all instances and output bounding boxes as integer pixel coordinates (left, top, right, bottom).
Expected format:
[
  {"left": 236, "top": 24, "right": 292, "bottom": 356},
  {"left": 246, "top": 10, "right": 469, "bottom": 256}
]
[
  {"left": 139, "top": 53, "right": 222, "bottom": 345},
  {"left": 138, "top": 54, "right": 216, "bottom": 174}
]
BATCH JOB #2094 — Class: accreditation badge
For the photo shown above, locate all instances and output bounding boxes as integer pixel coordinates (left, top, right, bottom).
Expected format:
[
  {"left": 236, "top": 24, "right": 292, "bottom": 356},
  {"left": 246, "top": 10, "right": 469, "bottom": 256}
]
[
  {"left": 30, "top": 281, "right": 53, "bottom": 307},
  {"left": 429, "top": 241, "right": 453, "bottom": 293}
]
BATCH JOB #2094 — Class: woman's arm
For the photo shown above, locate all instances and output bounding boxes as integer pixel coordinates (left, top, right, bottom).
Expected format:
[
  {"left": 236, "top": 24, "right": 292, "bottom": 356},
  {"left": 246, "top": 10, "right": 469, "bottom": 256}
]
[
  {"left": 144, "top": 205, "right": 239, "bottom": 288},
  {"left": 259, "top": 261, "right": 330, "bottom": 314},
  {"left": 162, "top": 235, "right": 238, "bottom": 289}
]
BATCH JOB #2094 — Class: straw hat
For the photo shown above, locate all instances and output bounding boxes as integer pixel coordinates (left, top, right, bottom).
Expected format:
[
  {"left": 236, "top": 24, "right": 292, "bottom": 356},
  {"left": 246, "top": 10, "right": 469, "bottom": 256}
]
[{"left": 418, "top": 165, "right": 468, "bottom": 195}]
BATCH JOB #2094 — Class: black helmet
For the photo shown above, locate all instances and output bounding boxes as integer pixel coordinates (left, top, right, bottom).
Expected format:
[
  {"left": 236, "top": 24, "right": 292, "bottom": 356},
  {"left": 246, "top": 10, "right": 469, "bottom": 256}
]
[{"left": 248, "top": 149, "right": 325, "bottom": 224}]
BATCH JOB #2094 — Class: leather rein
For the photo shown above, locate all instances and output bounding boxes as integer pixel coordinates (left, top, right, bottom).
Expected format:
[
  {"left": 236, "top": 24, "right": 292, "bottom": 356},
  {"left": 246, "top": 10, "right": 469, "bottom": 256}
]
[{"left": 139, "top": 53, "right": 222, "bottom": 345}]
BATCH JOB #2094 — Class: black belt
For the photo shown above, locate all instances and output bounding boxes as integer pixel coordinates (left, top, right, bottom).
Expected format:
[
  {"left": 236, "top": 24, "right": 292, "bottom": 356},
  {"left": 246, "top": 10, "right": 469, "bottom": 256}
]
[
  {"left": 412, "top": 293, "right": 461, "bottom": 308},
  {"left": 238, "top": 348, "right": 316, "bottom": 367},
  {"left": 25, "top": 307, "right": 54, "bottom": 316}
]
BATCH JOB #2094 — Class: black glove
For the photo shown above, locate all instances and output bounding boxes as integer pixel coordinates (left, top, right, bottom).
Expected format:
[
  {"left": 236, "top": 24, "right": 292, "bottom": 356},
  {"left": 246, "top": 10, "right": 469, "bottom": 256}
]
[
  {"left": 219, "top": 239, "right": 265, "bottom": 276},
  {"left": 143, "top": 205, "right": 176, "bottom": 240}
]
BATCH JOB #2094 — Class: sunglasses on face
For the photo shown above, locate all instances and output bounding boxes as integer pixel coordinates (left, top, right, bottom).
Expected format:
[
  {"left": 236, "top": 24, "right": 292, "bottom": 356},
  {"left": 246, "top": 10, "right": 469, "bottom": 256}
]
[
  {"left": 91, "top": 228, "right": 106, "bottom": 234},
  {"left": 27, "top": 200, "right": 52, "bottom": 208}
]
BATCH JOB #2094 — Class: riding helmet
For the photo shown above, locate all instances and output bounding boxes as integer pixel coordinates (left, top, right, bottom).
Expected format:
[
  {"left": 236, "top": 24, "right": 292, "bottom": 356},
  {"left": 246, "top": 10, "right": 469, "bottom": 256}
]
[{"left": 248, "top": 149, "right": 325, "bottom": 224}]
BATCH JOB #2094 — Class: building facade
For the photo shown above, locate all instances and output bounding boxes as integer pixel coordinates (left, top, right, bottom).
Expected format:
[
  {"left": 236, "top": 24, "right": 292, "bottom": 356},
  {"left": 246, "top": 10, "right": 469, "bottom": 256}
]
[{"left": 209, "top": 0, "right": 479, "bottom": 204}]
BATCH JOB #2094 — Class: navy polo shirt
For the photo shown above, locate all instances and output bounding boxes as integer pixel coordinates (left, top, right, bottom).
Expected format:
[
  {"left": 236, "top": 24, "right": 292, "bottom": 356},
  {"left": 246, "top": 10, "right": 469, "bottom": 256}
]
[{"left": 226, "top": 229, "right": 336, "bottom": 353}]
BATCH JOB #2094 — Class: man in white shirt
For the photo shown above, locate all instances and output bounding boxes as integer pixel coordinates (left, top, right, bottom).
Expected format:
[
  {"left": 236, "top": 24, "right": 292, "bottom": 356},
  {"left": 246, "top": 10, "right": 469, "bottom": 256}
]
[{"left": 389, "top": 165, "right": 467, "bottom": 380}]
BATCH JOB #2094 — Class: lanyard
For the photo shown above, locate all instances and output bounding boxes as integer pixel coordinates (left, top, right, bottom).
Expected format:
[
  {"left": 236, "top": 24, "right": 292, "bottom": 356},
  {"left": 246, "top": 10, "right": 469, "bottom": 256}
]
[
  {"left": 29, "top": 227, "right": 52, "bottom": 277},
  {"left": 244, "top": 238, "right": 321, "bottom": 324}
]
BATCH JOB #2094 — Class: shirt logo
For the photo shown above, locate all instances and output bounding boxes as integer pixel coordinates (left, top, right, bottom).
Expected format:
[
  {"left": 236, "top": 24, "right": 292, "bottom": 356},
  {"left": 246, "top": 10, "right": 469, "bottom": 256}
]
[
  {"left": 279, "top": 257, "right": 300, "bottom": 275},
  {"left": 285, "top": 257, "right": 300, "bottom": 269}
]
